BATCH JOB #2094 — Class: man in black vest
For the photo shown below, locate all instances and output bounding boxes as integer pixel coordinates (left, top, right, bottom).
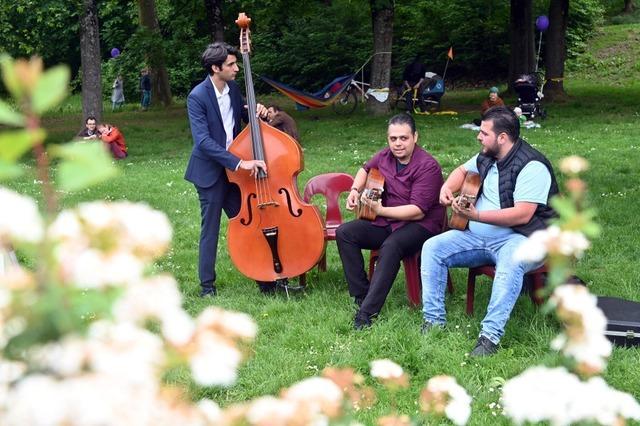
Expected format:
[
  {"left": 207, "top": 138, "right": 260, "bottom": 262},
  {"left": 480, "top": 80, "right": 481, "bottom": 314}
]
[{"left": 420, "top": 106, "right": 558, "bottom": 356}]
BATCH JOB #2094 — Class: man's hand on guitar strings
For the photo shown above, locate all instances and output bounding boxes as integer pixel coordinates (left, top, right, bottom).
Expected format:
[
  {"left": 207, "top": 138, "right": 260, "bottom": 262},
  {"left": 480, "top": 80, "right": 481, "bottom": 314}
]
[
  {"left": 439, "top": 186, "right": 455, "bottom": 206},
  {"left": 452, "top": 197, "right": 479, "bottom": 221}
]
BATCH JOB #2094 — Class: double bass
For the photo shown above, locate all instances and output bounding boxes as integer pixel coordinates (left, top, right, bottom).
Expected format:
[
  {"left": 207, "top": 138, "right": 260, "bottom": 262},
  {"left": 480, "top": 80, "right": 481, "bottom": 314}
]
[{"left": 226, "top": 13, "right": 325, "bottom": 283}]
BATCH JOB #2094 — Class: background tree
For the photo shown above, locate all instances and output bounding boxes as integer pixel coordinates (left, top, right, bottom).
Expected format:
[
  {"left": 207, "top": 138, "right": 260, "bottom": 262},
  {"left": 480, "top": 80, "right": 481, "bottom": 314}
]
[
  {"left": 624, "top": 0, "right": 636, "bottom": 13},
  {"left": 204, "top": 0, "right": 224, "bottom": 42},
  {"left": 509, "top": 0, "right": 536, "bottom": 89},
  {"left": 80, "top": 0, "right": 102, "bottom": 121},
  {"left": 368, "top": 0, "right": 394, "bottom": 115},
  {"left": 138, "top": 0, "right": 172, "bottom": 106},
  {"left": 544, "top": 0, "right": 570, "bottom": 100}
]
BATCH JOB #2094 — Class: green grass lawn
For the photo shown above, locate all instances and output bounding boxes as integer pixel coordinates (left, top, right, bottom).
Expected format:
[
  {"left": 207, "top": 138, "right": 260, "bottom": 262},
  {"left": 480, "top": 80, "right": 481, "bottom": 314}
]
[{"left": 7, "top": 28, "right": 640, "bottom": 425}]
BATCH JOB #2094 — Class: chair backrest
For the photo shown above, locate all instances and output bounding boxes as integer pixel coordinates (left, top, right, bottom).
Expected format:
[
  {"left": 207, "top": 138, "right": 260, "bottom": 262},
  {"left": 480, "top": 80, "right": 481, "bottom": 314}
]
[{"left": 303, "top": 173, "right": 354, "bottom": 228}]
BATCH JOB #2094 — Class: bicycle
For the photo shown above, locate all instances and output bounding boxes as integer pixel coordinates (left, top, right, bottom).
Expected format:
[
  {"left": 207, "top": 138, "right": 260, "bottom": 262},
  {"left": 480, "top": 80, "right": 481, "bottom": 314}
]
[{"left": 331, "top": 79, "right": 369, "bottom": 114}]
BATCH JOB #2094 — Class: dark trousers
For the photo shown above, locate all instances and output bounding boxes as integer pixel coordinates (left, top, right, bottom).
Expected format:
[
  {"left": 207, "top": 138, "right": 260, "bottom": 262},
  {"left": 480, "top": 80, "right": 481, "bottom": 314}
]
[
  {"left": 336, "top": 220, "right": 433, "bottom": 316},
  {"left": 195, "top": 177, "right": 240, "bottom": 286}
]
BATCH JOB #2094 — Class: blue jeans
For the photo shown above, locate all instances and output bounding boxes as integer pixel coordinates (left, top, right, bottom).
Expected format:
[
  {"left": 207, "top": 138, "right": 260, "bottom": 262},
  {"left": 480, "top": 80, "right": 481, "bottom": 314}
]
[
  {"left": 141, "top": 90, "right": 151, "bottom": 109},
  {"left": 420, "top": 230, "right": 543, "bottom": 344}
]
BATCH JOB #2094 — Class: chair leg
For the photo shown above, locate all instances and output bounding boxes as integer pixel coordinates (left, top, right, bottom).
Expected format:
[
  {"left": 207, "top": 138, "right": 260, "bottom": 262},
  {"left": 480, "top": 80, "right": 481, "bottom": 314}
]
[
  {"left": 368, "top": 251, "right": 378, "bottom": 281},
  {"left": 299, "top": 272, "right": 306, "bottom": 287},
  {"left": 530, "top": 272, "right": 544, "bottom": 306},
  {"left": 403, "top": 256, "right": 421, "bottom": 307},
  {"left": 318, "top": 250, "right": 327, "bottom": 272},
  {"left": 446, "top": 271, "right": 454, "bottom": 295},
  {"left": 466, "top": 270, "right": 477, "bottom": 315}
]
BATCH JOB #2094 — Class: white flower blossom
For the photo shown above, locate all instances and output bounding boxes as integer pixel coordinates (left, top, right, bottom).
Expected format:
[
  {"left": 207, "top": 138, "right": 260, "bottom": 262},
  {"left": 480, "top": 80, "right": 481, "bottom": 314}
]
[
  {"left": 550, "top": 285, "right": 612, "bottom": 373},
  {"left": 421, "top": 375, "right": 472, "bottom": 426},
  {"left": 189, "top": 334, "right": 242, "bottom": 387},
  {"left": 245, "top": 395, "right": 299, "bottom": 425},
  {"left": 87, "top": 321, "right": 165, "bottom": 386},
  {"left": 196, "top": 307, "right": 257, "bottom": 341},
  {"left": 283, "top": 376, "right": 343, "bottom": 419},
  {"left": 370, "top": 358, "right": 404, "bottom": 380},
  {"left": 514, "top": 225, "right": 590, "bottom": 263},
  {"left": 113, "top": 275, "right": 183, "bottom": 324},
  {"left": 0, "top": 187, "right": 43, "bottom": 245},
  {"left": 502, "top": 366, "right": 640, "bottom": 425},
  {"left": 559, "top": 156, "right": 589, "bottom": 175}
]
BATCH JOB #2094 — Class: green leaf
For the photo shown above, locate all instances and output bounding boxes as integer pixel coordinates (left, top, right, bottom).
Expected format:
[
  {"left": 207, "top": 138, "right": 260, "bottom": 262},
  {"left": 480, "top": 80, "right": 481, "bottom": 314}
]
[
  {"left": 0, "top": 54, "right": 23, "bottom": 99},
  {"left": 0, "top": 129, "right": 45, "bottom": 162},
  {"left": 550, "top": 196, "right": 577, "bottom": 218},
  {"left": 0, "top": 99, "right": 25, "bottom": 126},
  {"left": 0, "top": 159, "right": 23, "bottom": 180},
  {"left": 51, "top": 142, "right": 119, "bottom": 192},
  {"left": 32, "top": 65, "right": 70, "bottom": 114}
]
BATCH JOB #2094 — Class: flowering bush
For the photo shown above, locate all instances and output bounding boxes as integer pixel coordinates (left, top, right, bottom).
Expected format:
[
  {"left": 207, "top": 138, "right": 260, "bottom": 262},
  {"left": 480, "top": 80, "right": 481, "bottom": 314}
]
[{"left": 501, "top": 156, "right": 640, "bottom": 425}]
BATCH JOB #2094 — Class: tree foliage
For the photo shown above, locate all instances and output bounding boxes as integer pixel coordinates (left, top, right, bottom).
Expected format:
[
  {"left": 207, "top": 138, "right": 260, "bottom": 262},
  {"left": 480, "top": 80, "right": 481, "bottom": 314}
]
[{"left": 0, "top": 0, "right": 609, "bottom": 98}]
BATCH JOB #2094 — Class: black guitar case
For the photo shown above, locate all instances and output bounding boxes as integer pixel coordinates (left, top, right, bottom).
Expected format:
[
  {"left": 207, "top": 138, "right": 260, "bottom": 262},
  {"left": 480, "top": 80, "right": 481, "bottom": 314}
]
[{"left": 596, "top": 296, "right": 640, "bottom": 347}]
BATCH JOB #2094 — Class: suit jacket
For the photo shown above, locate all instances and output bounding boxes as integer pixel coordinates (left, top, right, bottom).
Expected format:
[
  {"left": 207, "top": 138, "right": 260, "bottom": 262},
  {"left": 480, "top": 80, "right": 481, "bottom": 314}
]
[{"left": 184, "top": 77, "right": 248, "bottom": 188}]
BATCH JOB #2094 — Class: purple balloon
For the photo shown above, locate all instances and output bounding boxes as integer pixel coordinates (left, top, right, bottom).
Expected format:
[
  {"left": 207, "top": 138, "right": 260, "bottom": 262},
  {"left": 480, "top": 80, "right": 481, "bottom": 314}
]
[
  {"left": 111, "top": 48, "right": 120, "bottom": 58},
  {"left": 536, "top": 15, "right": 549, "bottom": 32}
]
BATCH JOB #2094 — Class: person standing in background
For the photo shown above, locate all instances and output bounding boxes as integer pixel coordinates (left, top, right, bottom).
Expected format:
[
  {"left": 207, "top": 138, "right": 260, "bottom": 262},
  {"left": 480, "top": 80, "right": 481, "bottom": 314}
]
[
  {"left": 111, "top": 74, "right": 125, "bottom": 111},
  {"left": 140, "top": 68, "right": 151, "bottom": 111}
]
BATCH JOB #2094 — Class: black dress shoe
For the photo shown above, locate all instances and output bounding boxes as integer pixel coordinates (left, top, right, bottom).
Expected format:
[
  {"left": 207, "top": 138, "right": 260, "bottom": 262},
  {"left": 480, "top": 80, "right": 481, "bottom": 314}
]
[
  {"left": 257, "top": 281, "right": 277, "bottom": 294},
  {"left": 470, "top": 335, "right": 498, "bottom": 357},
  {"left": 200, "top": 285, "right": 217, "bottom": 297},
  {"left": 354, "top": 311, "right": 373, "bottom": 330}
]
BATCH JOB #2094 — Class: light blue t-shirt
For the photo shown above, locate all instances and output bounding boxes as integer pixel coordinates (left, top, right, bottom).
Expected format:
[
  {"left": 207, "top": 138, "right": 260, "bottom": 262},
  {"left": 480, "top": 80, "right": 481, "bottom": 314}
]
[{"left": 462, "top": 154, "right": 551, "bottom": 237}]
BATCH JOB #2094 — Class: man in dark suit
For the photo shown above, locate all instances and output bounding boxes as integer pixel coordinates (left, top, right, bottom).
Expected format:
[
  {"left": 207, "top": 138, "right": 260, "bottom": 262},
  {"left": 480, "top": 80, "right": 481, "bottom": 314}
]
[{"left": 185, "top": 42, "right": 267, "bottom": 297}]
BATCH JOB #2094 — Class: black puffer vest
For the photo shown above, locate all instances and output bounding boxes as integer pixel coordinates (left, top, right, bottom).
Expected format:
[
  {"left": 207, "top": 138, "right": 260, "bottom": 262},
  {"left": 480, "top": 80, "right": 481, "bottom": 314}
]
[{"left": 476, "top": 138, "right": 558, "bottom": 236}]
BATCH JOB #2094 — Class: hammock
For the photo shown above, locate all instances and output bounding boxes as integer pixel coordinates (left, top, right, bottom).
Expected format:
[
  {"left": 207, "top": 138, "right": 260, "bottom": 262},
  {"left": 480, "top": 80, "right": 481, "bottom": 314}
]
[{"left": 260, "top": 74, "right": 355, "bottom": 110}]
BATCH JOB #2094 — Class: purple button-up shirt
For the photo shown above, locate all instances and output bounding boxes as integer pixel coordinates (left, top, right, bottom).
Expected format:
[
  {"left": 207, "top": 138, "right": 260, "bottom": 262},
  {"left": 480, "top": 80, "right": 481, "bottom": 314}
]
[{"left": 364, "top": 145, "right": 444, "bottom": 234}]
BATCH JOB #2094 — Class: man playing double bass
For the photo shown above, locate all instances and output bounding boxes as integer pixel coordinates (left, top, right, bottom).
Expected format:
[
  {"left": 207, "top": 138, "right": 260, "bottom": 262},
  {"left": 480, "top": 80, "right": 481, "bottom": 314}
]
[
  {"left": 336, "top": 113, "right": 445, "bottom": 329},
  {"left": 184, "top": 42, "right": 269, "bottom": 297}
]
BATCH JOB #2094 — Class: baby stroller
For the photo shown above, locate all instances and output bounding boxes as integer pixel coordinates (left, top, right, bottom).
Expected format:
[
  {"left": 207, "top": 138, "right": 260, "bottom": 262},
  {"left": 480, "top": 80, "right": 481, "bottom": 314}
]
[
  {"left": 421, "top": 72, "right": 445, "bottom": 112},
  {"left": 513, "top": 73, "right": 546, "bottom": 119}
]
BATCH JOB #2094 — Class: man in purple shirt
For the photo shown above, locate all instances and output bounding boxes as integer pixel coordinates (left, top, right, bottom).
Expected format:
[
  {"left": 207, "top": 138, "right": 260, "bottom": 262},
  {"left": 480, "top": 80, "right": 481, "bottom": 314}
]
[{"left": 336, "top": 113, "right": 445, "bottom": 329}]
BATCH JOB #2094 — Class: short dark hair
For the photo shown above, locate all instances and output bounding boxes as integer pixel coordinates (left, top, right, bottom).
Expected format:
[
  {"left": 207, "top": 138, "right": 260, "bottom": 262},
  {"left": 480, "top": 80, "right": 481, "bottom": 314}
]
[
  {"left": 388, "top": 113, "right": 416, "bottom": 134},
  {"left": 267, "top": 104, "right": 282, "bottom": 112},
  {"left": 85, "top": 116, "right": 97, "bottom": 124},
  {"left": 482, "top": 106, "right": 520, "bottom": 142},
  {"left": 201, "top": 42, "right": 239, "bottom": 75}
]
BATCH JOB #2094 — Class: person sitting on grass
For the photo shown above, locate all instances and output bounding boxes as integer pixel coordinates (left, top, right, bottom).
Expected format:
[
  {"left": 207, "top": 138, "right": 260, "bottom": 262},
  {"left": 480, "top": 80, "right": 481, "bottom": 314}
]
[
  {"left": 473, "top": 87, "right": 505, "bottom": 125},
  {"left": 76, "top": 116, "right": 101, "bottom": 140},
  {"left": 481, "top": 86, "right": 505, "bottom": 114},
  {"left": 97, "top": 123, "right": 128, "bottom": 159},
  {"left": 265, "top": 104, "right": 299, "bottom": 142}
]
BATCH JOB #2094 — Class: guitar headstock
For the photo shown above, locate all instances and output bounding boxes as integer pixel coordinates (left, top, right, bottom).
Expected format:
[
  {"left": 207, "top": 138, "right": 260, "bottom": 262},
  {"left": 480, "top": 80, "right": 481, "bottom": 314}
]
[{"left": 236, "top": 13, "right": 252, "bottom": 55}]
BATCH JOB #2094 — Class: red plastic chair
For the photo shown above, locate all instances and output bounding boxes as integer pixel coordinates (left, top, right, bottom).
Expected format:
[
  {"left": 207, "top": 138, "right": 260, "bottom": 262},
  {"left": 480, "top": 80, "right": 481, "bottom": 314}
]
[
  {"left": 299, "top": 173, "right": 354, "bottom": 285},
  {"left": 368, "top": 209, "right": 454, "bottom": 307},
  {"left": 466, "top": 263, "right": 548, "bottom": 315},
  {"left": 368, "top": 249, "right": 454, "bottom": 307}
]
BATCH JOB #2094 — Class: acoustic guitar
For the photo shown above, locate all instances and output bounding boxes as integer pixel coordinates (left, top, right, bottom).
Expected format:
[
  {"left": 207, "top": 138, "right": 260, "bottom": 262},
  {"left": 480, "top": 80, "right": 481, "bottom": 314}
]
[
  {"left": 448, "top": 172, "right": 481, "bottom": 230},
  {"left": 356, "top": 168, "right": 385, "bottom": 221}
]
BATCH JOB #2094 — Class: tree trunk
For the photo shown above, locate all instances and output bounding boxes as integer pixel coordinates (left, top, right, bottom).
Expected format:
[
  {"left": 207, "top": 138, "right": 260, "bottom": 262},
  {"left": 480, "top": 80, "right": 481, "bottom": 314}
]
[
  {"left": 138, "top": 0, "right": 172, "bottom": 106},
  {"left": 367, "top": 0, "right": 393, "bottom": 116},
  {"left": 624, "top": 0, "right": 636, "bottom": 13},
  {"left": 544, "top": 0, "right": 569, "bottom": 101},
  {"left": 203, "top": 0, "right": 224, "bottom": 42},
  {"left": 80, "top": 0, "right": 102, "bottom": 122},
  {"left": 508, "top": 0, "right": 536, "bottom": 90}
]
